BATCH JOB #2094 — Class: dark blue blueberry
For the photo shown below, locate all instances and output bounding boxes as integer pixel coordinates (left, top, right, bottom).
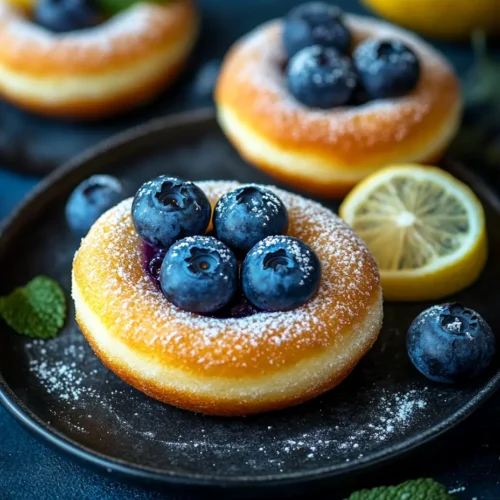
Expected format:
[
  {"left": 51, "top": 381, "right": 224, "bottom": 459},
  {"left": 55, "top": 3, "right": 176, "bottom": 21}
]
[
  {"left": 65, "top": 175, "right": 124, "bottom": 235},
  {"left": 283, "top": 2, "right": 351, "bottom": 59},
  {"left": 349, "top": 81, "right": 371, "bottom": 106},
  {"left": 132, "top": 176, "right": 211, "bottom": 250},
  {"left": 213, "top": 185, "right": 289, "bottom": 253},
  {"left": 34, "top": 0, "right": 101, "bottom": 33},
  {"left": 353, "top": 38, "right": 420, "bottom": 99},
  {"left": 287, "top": 45, "right": 357, "bottom": 109},
  {"left": 207, "top": 291, "right": 260, "bottom": 319},
  {"left": 160, "top": 236, "right": 238, "bottom": 313},
  {"left": 407, "top": 303, "right": 496, "bottom": 384},
  {"left": 242, "top": 236, "right": 321, "bottom": 312},
  {"left": 147, "top": 248, "right": 167, "bottom": 284}
]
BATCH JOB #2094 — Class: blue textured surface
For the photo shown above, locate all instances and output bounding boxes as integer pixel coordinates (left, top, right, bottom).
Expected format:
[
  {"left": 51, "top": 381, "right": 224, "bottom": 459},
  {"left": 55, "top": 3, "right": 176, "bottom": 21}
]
[{"left": 1, "top": 0, "right": 500, "bottom": 499}]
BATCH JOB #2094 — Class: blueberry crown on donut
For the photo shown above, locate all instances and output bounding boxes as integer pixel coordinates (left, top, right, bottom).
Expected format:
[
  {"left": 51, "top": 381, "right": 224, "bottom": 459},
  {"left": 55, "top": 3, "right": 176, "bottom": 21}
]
[
  {"left": 283, "top": 2, "right": 421, "bottom": 108},
  {"left": 32, "top": 0, "right": 171, "bottom": 33},
  {"left": 131, "top": 177, "right": 321, "bottom": 315}
]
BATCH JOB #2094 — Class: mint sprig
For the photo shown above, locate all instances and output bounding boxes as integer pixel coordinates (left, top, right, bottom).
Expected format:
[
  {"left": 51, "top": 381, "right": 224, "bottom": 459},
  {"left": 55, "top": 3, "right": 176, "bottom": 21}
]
[
  {"left": 347, "top": 478, "right": 454, "bottom": 499},
  {"left": 96, "top": 0, "right": 172, "bottom": 15},
  {"left": 464, "top": 31, "right": 500, "bottom": 114},
  {"left": 0, "top": 276, "right": 66, "bottom": 339},
  {"left": 451, "top": 31, "right": 500, "bottom": 169}
]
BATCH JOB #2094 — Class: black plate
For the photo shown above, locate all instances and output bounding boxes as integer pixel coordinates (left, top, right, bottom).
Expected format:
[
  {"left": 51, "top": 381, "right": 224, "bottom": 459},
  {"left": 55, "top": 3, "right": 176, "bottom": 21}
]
[{"left": 1, "top": 110, "right": 500, "bottom": 497}]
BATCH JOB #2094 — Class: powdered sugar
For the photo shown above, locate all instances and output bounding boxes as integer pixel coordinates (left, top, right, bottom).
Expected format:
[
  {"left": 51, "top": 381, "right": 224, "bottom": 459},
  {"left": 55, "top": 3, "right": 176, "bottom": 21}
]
[
  {"left": 251, "top": 235, "right": 317, "bottom": 283},
  {"left": 75, "top": 181, "right": 380, "bottom": 372},
  {"left": 24, "top": 334, "right": 435, "bottom": 470},
  {"left": 0, "top": 3, "right": 178, "bottom": 57},
  {"left": 225, "top": 15, "right": 456, "bottom": 146}
]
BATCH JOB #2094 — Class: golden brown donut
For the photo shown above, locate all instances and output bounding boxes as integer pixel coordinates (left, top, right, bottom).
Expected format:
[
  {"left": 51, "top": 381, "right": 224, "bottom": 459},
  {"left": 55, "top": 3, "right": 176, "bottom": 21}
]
[
  {"left": 0, "top": 0, "right": 198, "bottom": 119},
  {"left": 215, "top": 16, "right": 461, "bottom": 197},
  {"left": 72, "top": 181, "right": 383, "bottom": 416}
]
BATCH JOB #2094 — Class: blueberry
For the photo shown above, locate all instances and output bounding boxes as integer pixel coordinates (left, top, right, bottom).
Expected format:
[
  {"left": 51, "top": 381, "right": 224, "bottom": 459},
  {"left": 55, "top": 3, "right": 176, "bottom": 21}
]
[
  {"left": 160, "top": 236, "right": 238, "bottom": 313},
  {"left": 34, "top": 0, "right": 101, "bottom": 33},
  {"left": 407, "top": 303, "right": 496, "bottom": 384},
  {"left": 66, "top": 175, "right": 124, "bottom": 235},
  {"left": 132, "top": 177, "right": 211, "bottom": 250},
  {"left": 287, "top": 45, "right": 357, "bottom": 109},
  {"left": 147, "top": 248, "right": 167, "bottom": 284},
  {"left": 353, "top": 38, "right": 420, "bottom": 99},
  {"left": 213, "top": 185, "right": 289, "bottom": 253},
  {"left": 242, "top": 236, "right": 321, "bottom": 312},
  {"left": 349, "top": 81, "right": 371, "bottom": 106},
  {"left": 283, "top": 2, "right": 351, "bottom": 59}
]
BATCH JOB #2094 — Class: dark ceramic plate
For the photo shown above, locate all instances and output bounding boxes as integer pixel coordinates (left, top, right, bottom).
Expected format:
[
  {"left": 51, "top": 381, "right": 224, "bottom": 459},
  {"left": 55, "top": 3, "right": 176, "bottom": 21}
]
[{"left": 1, "top": 110, "right": 500, "bottom": 497}]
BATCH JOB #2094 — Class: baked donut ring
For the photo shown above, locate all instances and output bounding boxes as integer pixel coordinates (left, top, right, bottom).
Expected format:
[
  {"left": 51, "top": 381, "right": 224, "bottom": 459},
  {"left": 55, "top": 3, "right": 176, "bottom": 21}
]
[
  {"left": 72, "top": 181, "right": 383, "bottom": 416},
  {"left": 0, "top": 0, "right": 198, "bottom": 119},
  {"left": 215, "top": 16, "right": 461, "bottom": 197}
]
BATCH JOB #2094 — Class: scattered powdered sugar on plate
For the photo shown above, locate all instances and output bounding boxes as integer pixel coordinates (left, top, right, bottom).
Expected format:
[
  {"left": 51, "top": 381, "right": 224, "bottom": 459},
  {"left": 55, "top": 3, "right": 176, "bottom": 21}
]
[{"left": 24, "top": 334, "right": 435, "bottom": 470}]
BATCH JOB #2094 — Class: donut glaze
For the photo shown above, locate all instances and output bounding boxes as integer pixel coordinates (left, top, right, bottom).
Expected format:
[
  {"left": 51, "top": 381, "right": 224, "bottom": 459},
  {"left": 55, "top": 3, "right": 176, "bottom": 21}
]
[
  {"left": 72, "top": 181, "right": 383, "bottom": 415},
  {"left": 215, "top": 16, "right": 461, "bottom": 197},
  {"left": 0, "top": 0, "right": 198, "bottom": 119}
]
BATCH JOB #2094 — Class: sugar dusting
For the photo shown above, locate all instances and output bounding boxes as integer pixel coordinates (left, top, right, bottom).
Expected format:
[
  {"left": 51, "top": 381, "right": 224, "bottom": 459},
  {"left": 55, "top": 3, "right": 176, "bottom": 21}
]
[
  {"left": 25, "top": 336, "right": 433, "bottom": 470},
  {"left": 228, "top": 15, "right": 456, "bottom": 145},
  {"left": 74, "top": 181, "right": 380, "bottom": 372},
  {"left": 0, "top": 3, "right": 174, "bottom": 54}
]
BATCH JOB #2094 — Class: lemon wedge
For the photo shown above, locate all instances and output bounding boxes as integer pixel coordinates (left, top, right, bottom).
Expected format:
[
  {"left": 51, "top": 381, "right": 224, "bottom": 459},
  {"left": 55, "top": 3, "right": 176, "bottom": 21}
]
[{"left": 339, "top": 165, "right": 487, "bottom": 301}]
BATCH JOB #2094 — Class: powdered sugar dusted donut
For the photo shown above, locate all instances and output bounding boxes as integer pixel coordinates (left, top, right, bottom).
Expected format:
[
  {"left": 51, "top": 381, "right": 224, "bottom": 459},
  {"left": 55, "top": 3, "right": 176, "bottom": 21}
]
[
  {"left": 215, "top": 16, "right": 461, "bottom": 197},
  {"left": 72, "top": 181, "right": 383, "bottom": 416},
  {"left": 0, "top": 0, "right": 198, "bottom": 119}
]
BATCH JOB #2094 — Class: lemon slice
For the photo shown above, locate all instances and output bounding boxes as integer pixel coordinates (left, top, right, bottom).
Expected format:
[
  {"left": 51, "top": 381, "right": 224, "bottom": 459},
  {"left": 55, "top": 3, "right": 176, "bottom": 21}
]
[{"left": 339, "top": 165, "right": 487, "bottom": 301}]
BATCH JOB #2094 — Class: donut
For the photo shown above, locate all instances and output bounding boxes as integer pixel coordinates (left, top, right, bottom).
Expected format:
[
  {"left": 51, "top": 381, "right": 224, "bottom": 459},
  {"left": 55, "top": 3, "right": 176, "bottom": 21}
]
[
  {"left": 0, "top": 0, "right": 198, "bottom": 119},
  {"left": 215, "top": 16, "right": 461, "bottom": 197},
  {"left": 72, "top": 181, "right": 383, "bottom": 416}
]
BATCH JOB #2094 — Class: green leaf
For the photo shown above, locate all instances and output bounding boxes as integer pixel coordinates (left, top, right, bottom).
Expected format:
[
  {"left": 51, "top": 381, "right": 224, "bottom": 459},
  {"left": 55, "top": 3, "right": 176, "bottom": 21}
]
[
  {"left": 0, "top": 276, "right": 66, "bottom": 340},
  {"left": 96, "top": 0, "right": 171, "bottom": 15},
  {"left": 346, "top": 478, "right": 454, "bottom": 500},
  {"left": 464, "top": 31, "right": 500, "bottom": 113}
]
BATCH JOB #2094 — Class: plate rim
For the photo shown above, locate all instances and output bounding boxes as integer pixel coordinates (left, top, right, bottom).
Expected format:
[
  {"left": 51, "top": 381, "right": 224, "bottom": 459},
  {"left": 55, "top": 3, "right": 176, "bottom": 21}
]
[{"left": 1, "top": 108, "right": 500, "bottom": 491}]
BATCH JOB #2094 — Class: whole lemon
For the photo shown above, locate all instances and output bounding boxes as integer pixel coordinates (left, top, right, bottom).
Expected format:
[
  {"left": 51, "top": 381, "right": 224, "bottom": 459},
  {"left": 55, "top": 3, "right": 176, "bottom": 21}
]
[{"left": 362, "top": 0, "right": 500, "bottom": 39}]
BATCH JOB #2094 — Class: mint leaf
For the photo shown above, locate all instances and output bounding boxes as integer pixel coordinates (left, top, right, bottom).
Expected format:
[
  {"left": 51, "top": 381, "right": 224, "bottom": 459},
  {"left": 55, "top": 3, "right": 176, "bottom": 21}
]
[
  {"left": 0, "top": 276, "right": 66, "bottom": 339},
  {"left": 464, "top": 31, "right": 500, "bottom": 113},
  {"left": 97, "top": 0, "right": 171, "bottom": 15},
  {"left": 346, "top": 478, "right": 454, "bottom": 499}
]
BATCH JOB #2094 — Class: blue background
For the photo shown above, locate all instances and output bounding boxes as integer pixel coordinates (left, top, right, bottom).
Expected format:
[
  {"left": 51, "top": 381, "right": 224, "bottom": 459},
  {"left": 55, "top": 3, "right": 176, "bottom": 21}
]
[{"left": 1, "top": 0, "right": 500, "bottom": 498}]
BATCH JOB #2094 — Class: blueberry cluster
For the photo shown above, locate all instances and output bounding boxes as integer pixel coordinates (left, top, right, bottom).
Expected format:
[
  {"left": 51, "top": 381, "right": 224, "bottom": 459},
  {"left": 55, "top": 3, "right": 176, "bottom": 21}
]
[
  {"left": 283, "top": 2, "right": 421, "bottom": 109},
  {"left": 131, "top": 177, "right": 322, "bottom": 314},
  {"left": 34, "top": 0, "right": 101, "bottom": 33}
]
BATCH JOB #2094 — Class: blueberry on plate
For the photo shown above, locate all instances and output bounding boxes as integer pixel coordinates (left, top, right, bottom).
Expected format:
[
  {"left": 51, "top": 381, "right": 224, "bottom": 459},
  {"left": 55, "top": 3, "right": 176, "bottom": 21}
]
[
  {"left": 66, "top": 174, "right": 124, "bottom": 235},
  {"left": 242, "top": 235, "right": 321, "bottom": 312},
  {"left": 132, "top": 176, "right": 211, "bottom": 250},
  {"left": 34, "top": 0, "right": 101, "bottom": 33},
  {"left": 353, "top": 38, "right": 421, "bottom": 99},
  {"left": 287, "top": 45, "right": 358, "bottom": 109},
  {"left": 160, "top": 236, "right": 238, "bottom": 314},
  {"left": 283, "top": 2, "right": 351, "bottom": 59},
  {"left": 407, "top": 303, "right": 496, "bottom": 384},
  {"left": 213, "top": 185, "right": 289, "bottom": 253}
]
